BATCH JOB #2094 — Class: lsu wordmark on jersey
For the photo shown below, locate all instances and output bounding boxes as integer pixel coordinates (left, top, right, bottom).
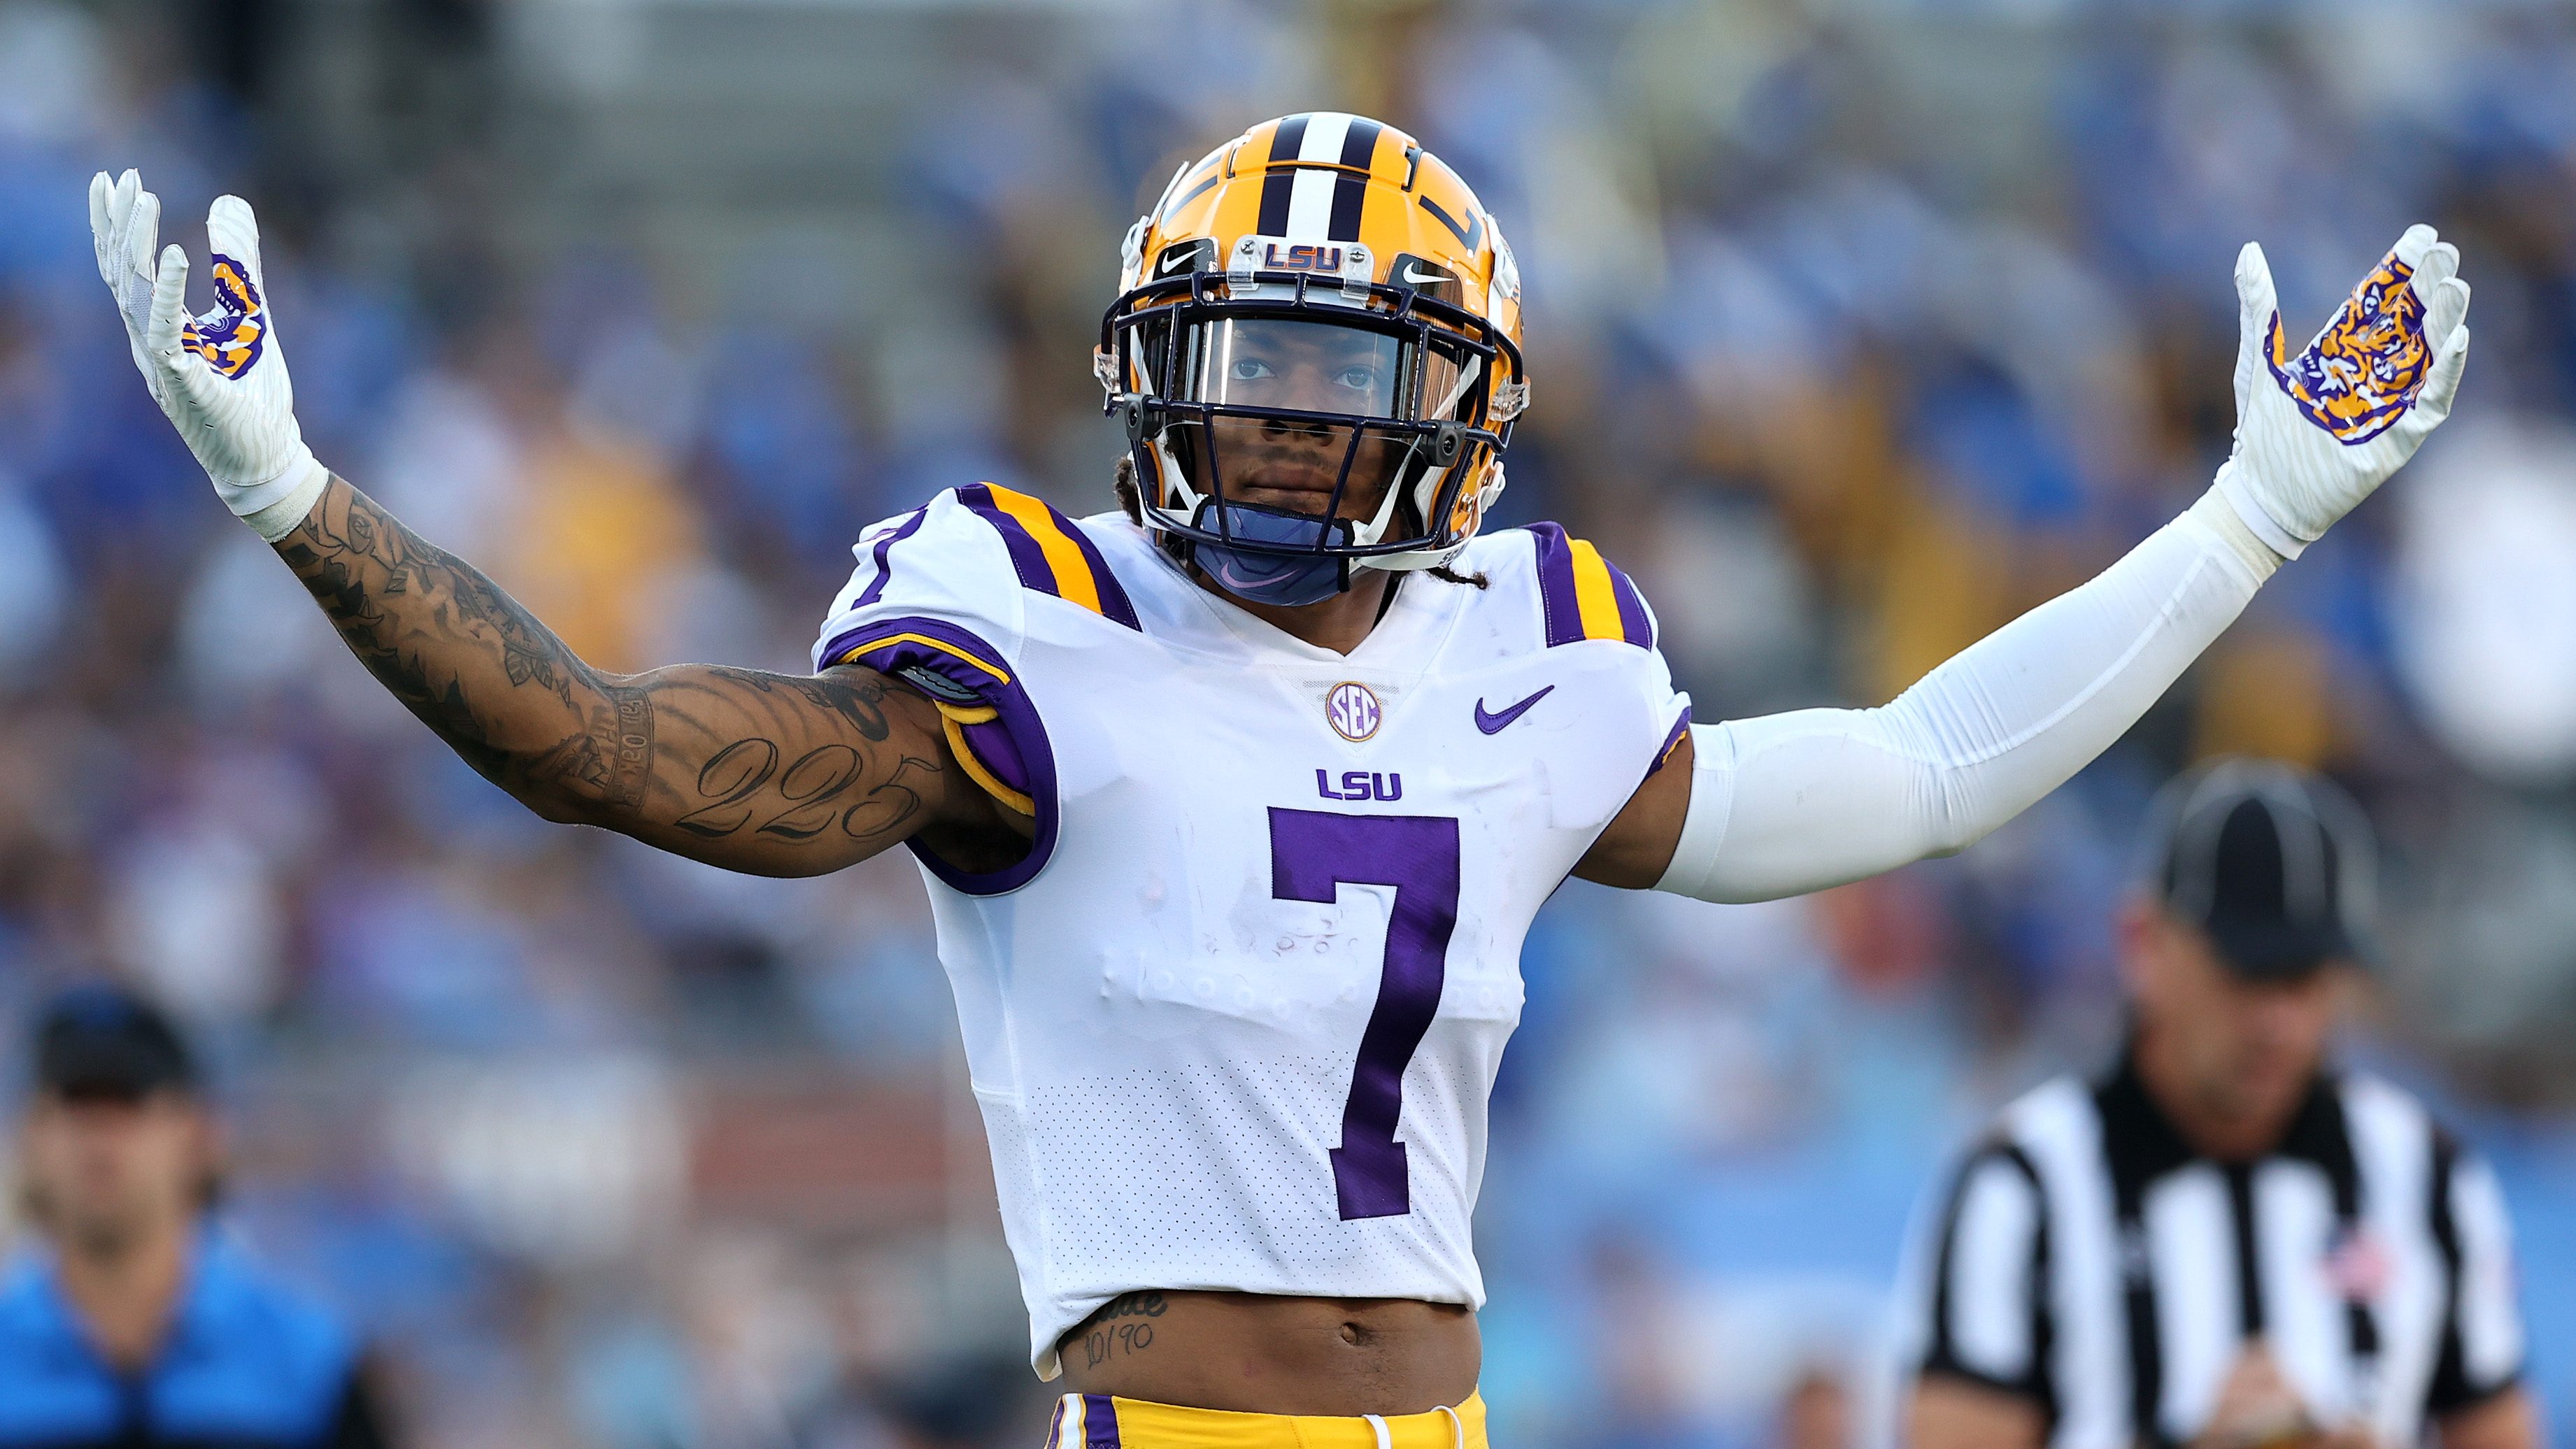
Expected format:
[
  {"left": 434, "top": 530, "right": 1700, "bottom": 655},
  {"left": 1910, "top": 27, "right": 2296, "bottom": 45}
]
[{"left": 811, "top": 484, "right": 1688, "bottom": 1374}]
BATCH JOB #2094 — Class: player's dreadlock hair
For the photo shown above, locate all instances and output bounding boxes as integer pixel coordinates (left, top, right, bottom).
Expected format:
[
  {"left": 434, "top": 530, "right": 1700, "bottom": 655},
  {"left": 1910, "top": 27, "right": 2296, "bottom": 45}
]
[
  {"left": 1113, "top": 458, "right": 1487, "bottom": 590},
  {"left": 1113, "top": 454, "right": 1146, "bottom": 525}
]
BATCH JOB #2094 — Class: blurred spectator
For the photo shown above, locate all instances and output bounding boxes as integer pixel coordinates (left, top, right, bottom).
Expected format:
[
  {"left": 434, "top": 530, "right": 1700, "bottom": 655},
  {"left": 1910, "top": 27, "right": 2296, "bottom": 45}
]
[
  {"left": 2390, "top": 416, "right": 2576, "bottom": 787},
  {"left": 0, "top": 984, "right": 399, "bottom": 1446}
]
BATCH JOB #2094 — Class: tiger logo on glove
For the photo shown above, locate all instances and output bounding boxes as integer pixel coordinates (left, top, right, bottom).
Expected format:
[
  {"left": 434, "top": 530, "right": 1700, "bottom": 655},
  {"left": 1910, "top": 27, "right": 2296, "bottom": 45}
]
[
  {"left": 2264, "top": 252, "right": 2432, "bottom": 446},
  {"left": 178, "top": 254, "right": 266, "bottom": 379}
]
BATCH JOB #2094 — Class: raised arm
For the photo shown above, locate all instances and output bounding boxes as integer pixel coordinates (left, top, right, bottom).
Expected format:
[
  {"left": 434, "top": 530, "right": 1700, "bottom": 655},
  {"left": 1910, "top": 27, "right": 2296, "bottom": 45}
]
[
  {"left": 1581, "top": 488, "right": 2275, "bottom": 897},
  {"left": 280, "top": 476, "right": 1010, "bottom": 876},
  {"left": 91, "top": 172, "right": 1012, "bottom": 878},
  {"left": 1584, "top": 226, "right": 2471, "bottom": 899}
]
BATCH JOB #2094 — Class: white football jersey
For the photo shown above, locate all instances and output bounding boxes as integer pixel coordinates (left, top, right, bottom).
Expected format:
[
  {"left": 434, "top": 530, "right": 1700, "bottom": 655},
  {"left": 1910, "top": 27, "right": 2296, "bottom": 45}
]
[{"left": 811, "top": 485, "right": 1689, "bottom": 1375}]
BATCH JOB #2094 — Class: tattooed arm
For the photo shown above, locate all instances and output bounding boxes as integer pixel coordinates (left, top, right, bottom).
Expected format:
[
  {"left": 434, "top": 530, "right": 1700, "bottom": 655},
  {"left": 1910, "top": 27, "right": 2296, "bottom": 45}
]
[
  {"left": 277, "top": 476, "right": 1024, "bottom": 877},
  {"left": 89, "top": 175, "right": 1005, "bottom": 875}
]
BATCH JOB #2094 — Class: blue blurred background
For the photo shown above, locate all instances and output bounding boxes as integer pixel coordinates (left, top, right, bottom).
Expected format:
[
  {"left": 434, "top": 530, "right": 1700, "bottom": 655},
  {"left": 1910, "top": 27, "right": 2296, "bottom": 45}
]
[{"left": 4, "top": 1, "right": 2576, "bottom": 1444}]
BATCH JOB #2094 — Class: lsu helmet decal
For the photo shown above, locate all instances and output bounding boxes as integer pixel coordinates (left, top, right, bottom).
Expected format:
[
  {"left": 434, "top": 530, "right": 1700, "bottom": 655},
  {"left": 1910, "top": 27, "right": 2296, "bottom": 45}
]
[
  {"left": 2265, "top": 250, "right": 2433, "bottom": 446},
  {"left": 1097, "top": 113, "right": 1528, "bottom": 606},
  {"left": 179, "top": 253, "right": 267, "bottom": 380}
]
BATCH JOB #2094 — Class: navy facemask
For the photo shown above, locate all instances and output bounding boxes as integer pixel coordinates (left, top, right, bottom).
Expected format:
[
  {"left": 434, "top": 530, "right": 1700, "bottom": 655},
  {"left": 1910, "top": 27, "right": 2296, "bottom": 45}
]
[{"left": 1190, "top": 501, "right": 1355, "bottom": 607}]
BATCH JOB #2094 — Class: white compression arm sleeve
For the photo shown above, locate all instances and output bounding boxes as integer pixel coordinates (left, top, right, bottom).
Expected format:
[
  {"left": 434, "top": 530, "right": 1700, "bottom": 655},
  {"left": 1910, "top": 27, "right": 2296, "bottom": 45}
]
[{"left": 1654, "top": 487, "right": 2282, "bottom": 904}]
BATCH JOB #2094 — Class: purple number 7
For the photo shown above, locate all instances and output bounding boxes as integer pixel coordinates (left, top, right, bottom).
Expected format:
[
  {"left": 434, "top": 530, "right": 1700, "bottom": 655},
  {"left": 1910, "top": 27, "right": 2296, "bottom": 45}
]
[{"left": 1268, "top": 808, "right": 1461, "bottom": 1220}]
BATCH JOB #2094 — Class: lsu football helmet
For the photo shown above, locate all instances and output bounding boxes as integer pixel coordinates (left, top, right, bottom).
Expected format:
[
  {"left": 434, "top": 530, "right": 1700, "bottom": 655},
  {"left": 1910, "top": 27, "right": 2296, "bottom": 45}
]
[{"left": 1098, "top": 113, "right": 1528, "bottom": 606}]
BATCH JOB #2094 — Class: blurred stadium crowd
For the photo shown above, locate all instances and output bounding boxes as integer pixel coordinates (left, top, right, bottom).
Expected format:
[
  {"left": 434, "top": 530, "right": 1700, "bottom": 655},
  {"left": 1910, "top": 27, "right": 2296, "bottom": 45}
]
[{"left": 4, "top": 1, "right": 2576, "bottom": 1445}]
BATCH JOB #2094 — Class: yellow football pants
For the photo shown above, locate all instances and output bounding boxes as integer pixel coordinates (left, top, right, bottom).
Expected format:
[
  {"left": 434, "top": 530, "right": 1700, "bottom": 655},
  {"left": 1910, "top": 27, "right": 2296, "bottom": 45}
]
[{"left": 1044, "top": 1392, "right": 1488, "bottom": 1449}]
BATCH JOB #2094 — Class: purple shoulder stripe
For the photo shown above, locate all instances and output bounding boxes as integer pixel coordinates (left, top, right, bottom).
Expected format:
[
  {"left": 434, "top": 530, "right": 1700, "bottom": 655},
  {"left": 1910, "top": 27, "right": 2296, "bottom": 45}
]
[
  {"left": 853, "top": 507, "right": 930, "bottom": 609},
  {"left": 1061, "top": 519, "right": 1141, "bottom": 629},
  {"left": 1525, "top": 522, "right": 1587, "bottom": 648},
  {"left": 955, "top": 485, "right": 1058, "bottom": 597},
  {"left": 1607, "top": 559, "right": 1653, "bottom": 649},
  {"left": 1649, "top": 705, "right": 1693, "bottom": 775},
  {"left": 816, "top": 614, "right": 1058, "bottom": 896}
]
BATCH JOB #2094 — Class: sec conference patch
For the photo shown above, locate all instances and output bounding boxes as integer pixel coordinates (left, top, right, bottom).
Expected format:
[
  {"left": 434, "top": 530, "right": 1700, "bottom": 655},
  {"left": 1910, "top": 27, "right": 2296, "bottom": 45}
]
[{"left": 1326, "top": 681, "right": 1382, "bottom": 742}]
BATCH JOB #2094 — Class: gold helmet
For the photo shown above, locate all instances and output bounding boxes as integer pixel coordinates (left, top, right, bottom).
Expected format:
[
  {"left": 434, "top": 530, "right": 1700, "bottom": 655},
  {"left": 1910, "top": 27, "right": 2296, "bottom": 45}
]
[{"left": 1097, "top": 113, "right": 1528, "bottom": 605}]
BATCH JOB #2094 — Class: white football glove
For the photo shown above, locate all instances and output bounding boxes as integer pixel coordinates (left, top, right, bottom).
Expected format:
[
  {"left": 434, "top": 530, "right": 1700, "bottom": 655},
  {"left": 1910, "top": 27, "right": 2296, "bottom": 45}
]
[
  {"left": 89, "top": 169, "right": 329, "bottom": 543},
  {"left": 2215, "top": 224, "right": 2472, "bottom": 560}
]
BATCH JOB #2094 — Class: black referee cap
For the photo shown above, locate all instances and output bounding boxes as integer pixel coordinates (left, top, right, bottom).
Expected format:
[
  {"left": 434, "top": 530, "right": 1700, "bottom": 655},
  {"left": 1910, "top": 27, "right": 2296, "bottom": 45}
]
[
  {"left": 31, "top": 983, "right": 199, "bottom": 1100},
  {"left": 2140, "top": 758, "right": 2377, "bottom": 981}
]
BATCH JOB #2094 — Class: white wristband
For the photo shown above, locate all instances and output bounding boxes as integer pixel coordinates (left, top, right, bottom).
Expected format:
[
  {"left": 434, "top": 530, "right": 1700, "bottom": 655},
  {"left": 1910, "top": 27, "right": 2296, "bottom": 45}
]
[
  {"left": 2190, "top": 478, "right": 2286, "bottom": 583},
  {"left": 2214, "top": 459, "right": 2310, "bottom": 563},
  {"left": 234, "top": 453, "right": 329, "bottom": 543}
]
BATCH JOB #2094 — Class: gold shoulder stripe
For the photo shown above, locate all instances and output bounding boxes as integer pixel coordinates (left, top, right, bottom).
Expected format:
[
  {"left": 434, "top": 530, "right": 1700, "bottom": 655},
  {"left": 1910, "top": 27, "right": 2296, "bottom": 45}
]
[
  {"left": 1567, "top": 538, "right": 1625, "bottom": 643},
  {"left": 985, "top": 485, "right": 1106, "bottom": 616},
  {"left": 835, "top": 631, "right": 1013, "bottom": 685},
  {"left": 937, "top": 703, "right": 1036, "bottom": 818}
]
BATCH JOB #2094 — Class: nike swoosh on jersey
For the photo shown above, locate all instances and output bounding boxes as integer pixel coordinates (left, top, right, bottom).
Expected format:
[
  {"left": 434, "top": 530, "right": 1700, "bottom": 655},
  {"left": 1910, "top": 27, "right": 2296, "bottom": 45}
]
[{"left": 1474, "top": 685, "right": 1554, "bottom": 734}]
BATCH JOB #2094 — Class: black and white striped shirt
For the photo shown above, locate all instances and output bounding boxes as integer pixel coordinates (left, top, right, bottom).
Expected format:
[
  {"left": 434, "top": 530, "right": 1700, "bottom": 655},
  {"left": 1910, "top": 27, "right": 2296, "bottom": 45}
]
[{"left": 1907, "top": 1053, "right": 2525, "bottom": 1448}]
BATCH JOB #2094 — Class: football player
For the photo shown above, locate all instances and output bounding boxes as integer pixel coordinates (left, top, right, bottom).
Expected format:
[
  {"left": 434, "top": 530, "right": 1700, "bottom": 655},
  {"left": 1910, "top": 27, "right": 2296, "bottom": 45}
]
[{"left": 90, "top": 112, "right": 2467, "bottom": 1448}]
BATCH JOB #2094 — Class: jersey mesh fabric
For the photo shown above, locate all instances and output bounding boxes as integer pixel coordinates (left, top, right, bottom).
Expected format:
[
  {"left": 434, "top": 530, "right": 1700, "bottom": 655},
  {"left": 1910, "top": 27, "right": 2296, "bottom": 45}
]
[{"left": 816, "top": 497, "right": 1688, "bottom": 1375}]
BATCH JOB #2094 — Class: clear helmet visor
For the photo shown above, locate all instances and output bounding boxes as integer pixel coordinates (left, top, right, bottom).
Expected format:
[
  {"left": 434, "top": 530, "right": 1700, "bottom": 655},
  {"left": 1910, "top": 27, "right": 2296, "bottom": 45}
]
[
  {"left": 1187, "top": 316, "right": 1464, "bottom": 421},
  {"left": 1159, "top": 315, "right": 1477, "bottom": 545}
]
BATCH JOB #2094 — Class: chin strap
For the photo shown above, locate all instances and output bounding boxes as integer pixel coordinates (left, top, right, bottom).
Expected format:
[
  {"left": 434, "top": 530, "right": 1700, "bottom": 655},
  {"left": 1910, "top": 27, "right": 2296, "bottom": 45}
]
[{"left": 1186, "top": 503, "right": 1355, "bottom": 606}]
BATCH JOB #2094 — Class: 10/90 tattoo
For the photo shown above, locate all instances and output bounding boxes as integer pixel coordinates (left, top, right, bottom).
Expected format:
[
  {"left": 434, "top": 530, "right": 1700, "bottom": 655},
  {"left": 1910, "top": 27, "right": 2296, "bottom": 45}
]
[{"left": 1075, "top": 1291, "right": 1166, "bottom": 1369}]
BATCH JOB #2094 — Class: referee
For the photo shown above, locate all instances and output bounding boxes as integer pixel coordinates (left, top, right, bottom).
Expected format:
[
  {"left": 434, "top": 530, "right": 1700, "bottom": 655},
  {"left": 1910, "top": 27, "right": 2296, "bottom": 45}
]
[{"left": 1904, "top": 759, "right": 2537, "bottom": 1449}]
